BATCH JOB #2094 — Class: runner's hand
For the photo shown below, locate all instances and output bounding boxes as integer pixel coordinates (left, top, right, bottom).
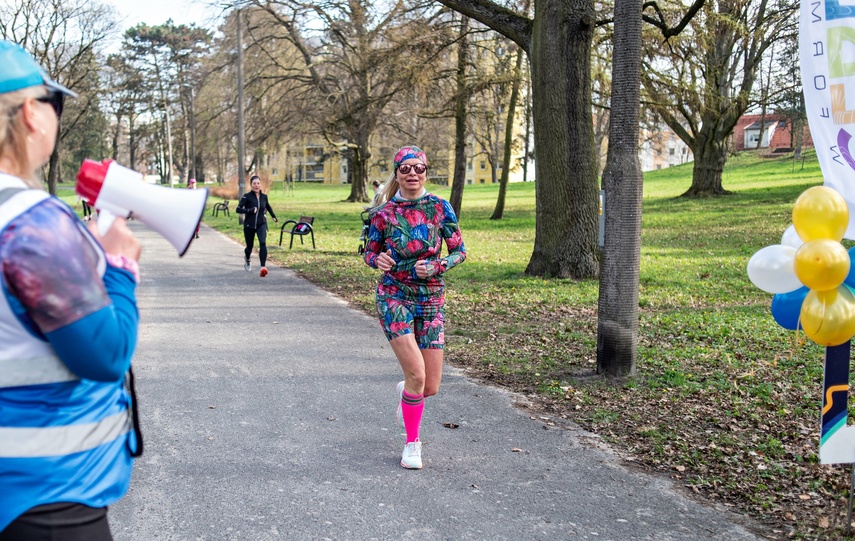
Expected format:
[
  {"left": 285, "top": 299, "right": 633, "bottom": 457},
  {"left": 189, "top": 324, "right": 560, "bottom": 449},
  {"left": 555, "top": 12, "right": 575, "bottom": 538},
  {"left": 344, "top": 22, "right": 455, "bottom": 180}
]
[{"left": 376, "top": 250, "right": 395, "bottom": 272}]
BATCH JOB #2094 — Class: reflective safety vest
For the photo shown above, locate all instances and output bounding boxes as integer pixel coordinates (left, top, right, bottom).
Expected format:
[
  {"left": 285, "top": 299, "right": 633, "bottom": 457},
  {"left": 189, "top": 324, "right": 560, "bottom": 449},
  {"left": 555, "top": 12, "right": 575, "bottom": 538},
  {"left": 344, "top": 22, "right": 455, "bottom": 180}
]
[{"left": 0, "top": 175, "right": 134, "bottom": 532}]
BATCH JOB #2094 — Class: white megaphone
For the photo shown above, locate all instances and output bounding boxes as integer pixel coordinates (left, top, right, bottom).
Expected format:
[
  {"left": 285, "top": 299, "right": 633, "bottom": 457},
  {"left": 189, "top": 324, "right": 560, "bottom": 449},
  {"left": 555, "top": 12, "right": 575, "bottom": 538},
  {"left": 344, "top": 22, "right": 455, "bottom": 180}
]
[{"left": 76, "top": 159, "right": 209, "bottom": 257}]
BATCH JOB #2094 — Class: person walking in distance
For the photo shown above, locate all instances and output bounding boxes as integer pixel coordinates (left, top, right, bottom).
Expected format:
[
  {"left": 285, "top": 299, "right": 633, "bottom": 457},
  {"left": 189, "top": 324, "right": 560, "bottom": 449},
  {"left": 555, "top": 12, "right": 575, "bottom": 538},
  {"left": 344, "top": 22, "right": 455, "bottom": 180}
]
[
  {"left": 363, "top": 146, "right": 466, "bottom": 469},
  {"left": 0, "top": 40, "right": 143, "bottom": 540},
  {"left": 236, "top": 175, "right": 277, "bottom": 277}
]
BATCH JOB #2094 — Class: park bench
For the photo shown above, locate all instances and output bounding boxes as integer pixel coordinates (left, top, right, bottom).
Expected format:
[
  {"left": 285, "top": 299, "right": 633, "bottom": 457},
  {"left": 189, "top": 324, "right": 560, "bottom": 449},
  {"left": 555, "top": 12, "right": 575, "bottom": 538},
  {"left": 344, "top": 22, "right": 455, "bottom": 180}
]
[
  {"left": 212, "top": 200, "right": 230, "bottom": 217},
  {"left": 279, "top": 216, "right": 315, "bottom": 249}
]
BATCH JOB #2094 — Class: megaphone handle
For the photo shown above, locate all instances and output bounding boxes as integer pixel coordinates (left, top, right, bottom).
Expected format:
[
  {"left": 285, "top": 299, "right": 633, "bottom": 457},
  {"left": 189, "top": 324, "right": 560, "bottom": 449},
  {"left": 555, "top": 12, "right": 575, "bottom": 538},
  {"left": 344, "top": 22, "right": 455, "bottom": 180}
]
[{"left": 97, "top": 209, "right": 117, "bottom": 236}]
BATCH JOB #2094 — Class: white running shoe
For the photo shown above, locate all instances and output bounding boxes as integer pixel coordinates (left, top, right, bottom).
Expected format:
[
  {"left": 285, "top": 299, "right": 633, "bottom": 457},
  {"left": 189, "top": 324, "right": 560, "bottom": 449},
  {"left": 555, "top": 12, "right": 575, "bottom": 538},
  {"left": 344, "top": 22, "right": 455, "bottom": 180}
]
[
  {"left": 395, "top": 381, "right": 405, "bottom": 428},
  {"left": 244, "top": 258, "right": 251, "bottom": 272},
  {"left": 401, "top": 439, "right": 422, "bottom": 469}
]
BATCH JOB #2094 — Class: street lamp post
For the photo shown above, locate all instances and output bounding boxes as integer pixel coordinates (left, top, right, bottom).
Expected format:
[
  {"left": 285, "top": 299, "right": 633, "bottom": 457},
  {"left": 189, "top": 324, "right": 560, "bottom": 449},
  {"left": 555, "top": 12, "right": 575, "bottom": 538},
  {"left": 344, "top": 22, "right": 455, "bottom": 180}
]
[
  {"left": 187, "top": 85, "right": 196, "bottom": 182},
  {"left": 236, "top": 8, "right": 246, "bottom": 199}
]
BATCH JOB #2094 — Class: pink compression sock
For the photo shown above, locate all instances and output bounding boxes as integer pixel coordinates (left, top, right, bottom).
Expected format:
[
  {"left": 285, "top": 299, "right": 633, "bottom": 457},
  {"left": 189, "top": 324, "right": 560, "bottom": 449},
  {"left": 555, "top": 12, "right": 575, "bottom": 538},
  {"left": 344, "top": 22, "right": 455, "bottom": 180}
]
[{"left": 401, "top": 390, "right": 425, "bottom": 443}]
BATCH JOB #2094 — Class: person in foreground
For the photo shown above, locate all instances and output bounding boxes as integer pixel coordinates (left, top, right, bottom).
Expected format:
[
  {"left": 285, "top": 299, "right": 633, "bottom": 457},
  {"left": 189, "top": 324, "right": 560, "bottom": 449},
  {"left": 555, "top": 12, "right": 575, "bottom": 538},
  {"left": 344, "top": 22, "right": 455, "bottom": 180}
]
[
  {"left": 236, "top": 175, "right": 277, "bottom": 277},
  {"left": 363, "top": 146, "right": 466, "bottom": 469},
  {"left": 0, "top": 41, "right": 142, "bottom": 540}
]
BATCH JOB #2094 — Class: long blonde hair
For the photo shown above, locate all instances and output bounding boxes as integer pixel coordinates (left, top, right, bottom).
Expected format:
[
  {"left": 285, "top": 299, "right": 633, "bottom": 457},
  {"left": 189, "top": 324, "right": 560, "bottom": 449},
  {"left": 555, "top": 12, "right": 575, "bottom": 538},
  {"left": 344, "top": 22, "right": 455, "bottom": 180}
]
[
  {"left": 373, "top": 172, "right": 398, "bottom": 208},
  {"left": 0, "top": 86, "right": 46, "bottom": 188}
]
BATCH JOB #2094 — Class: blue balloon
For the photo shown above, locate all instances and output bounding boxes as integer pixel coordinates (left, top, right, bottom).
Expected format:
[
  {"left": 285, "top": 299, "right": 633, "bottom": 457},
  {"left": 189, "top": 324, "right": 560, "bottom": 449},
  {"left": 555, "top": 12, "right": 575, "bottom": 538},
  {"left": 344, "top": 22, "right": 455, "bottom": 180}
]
[
  {"left": 845, "top": 247, "right": 855, "bottom": 289},
  {"left": 771, "top": 286, "right": 809, "bottom": 330}
]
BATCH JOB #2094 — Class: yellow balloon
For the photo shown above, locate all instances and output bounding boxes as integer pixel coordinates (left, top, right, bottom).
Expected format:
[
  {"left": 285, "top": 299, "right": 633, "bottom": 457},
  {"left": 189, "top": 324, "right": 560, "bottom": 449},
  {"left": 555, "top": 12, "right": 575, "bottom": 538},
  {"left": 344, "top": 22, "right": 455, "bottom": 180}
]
[
  {"left": 792, "top": 186, "right": 849, "bottom": 242},
  {"left": 800, "top": 286, "right": 855, "bottom": 346},
  {"left": 794, "top": 239, "right": 851, "bottom": 291}
]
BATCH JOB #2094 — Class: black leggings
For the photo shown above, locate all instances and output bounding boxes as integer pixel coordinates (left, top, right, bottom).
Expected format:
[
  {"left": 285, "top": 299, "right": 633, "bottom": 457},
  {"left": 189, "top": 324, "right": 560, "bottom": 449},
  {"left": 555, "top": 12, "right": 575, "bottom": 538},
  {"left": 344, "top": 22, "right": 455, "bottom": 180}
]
[
  {"left": 244, "top": 225, "right": 268, "bottom": 267},
  {"left": 0, "top": 503, "right": 112, "bottom": 541}
]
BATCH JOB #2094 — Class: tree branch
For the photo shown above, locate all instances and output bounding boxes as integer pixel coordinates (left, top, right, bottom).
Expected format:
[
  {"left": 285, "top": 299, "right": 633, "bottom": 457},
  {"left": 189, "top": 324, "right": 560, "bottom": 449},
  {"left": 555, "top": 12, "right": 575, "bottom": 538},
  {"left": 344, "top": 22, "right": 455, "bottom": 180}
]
[
  {"left": 433, "top": 0, "right": 532, "bottom": 54},
  {"left": 642, "top": 0, "right": 705, "bottom": 39}
]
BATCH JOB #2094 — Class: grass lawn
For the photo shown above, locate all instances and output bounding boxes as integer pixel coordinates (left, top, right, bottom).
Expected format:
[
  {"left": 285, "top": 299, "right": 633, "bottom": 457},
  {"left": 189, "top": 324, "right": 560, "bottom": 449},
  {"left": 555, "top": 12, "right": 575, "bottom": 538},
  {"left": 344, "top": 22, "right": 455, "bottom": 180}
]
[{"left": 64, "top": 149, "right": 845, "bottom": 538}]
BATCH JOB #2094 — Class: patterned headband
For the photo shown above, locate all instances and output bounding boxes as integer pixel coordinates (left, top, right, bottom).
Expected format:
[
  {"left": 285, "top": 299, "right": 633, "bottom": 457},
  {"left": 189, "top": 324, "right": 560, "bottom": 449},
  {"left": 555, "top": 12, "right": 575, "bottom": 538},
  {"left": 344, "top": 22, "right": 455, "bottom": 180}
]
[{"left": 393, "top": 146, "right": 428, "bottom": 170}]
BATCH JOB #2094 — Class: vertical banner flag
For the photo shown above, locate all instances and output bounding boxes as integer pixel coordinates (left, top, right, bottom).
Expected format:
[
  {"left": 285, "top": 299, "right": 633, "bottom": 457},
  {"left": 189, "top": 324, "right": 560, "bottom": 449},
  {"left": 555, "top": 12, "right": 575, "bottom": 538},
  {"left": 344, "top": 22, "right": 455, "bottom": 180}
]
[
  {"left": 800, "top": 0, "right": 855, "bottom": 464},
  {"left": 801, "top": 0, "right": 855, "bottom": 238}
]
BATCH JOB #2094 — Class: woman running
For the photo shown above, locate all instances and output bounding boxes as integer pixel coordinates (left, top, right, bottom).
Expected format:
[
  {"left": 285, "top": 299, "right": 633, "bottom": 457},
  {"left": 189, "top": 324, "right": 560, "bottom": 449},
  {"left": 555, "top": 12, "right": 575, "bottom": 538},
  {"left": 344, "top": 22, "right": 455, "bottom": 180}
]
[{"left": 363, "top": 145, "right": 466, "bottom": 469}]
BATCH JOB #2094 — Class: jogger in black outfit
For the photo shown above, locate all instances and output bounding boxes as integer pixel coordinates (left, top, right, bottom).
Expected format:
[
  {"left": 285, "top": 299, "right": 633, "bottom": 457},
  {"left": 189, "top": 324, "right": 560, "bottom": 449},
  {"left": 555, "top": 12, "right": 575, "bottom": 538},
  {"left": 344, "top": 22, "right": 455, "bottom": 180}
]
[{"left": 236, "top": 175, "right": 277, "bottom": 277}]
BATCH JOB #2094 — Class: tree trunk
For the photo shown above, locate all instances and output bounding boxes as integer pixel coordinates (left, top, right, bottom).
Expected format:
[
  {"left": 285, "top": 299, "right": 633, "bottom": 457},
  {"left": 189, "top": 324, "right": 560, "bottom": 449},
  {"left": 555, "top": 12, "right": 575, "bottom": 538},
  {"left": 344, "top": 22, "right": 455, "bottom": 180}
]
[
  {"left": 450, "top": 15, "right": 470, "bottom": 217},
  {"left": 793, "top": 93, "right": 805, "bottom": 160},
  {"left": 683, "top": 136, "right": 730, "bottom": 197},
  {"left": 47, "top": 146, "right": 59, "bottom": 194},
  {"left": 596, "top": 0, "right": 643, "bottom": 378},
  {"left": 434, "top": 0, "right": 600, "bottom": 278},
  {"left": 524, "top": 0, "right": 599, "bottom": 278},
  {"left": 793, "top": 116, "right": 804, "bottom": 160},
  {"left": 346, "top": 135, "right": 370, "bottom": 203},
  {"left": 491, "top": 46, "right": 525, "bottom": 220},
  {"left": 523, "top": 73, "right": 531, "bottom": 183},
  {"left": 129, "top": 114, "right": 136, "bottom": 171},
  {"left": 112, "top": 113, "right": 122, "bottom": 161}
]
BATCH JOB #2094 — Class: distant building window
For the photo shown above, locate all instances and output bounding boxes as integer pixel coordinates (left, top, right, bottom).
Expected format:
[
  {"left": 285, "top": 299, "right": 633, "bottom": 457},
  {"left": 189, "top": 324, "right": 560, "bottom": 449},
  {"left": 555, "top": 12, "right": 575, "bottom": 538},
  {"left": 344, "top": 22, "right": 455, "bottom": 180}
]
[
  {"left": 656, "top": 165, "right": 662, "bottom": 170},
  {"left": 480, "top": 178, "right": 485, "bottom": 184},
  {"left": 272, "top": 168, "right": 278, "bottom": 175},
  {"left": 480, "top": 161, "right": 486, "bottom": 170},
  {"left": 669, "top": 148, "right": 675, "bottom": 156},
  {"left": 380, "top": 163, "right": 388, "bottom": 173},
  {"left": 467, "top": 159, "right": 473, "bottom": 170}
]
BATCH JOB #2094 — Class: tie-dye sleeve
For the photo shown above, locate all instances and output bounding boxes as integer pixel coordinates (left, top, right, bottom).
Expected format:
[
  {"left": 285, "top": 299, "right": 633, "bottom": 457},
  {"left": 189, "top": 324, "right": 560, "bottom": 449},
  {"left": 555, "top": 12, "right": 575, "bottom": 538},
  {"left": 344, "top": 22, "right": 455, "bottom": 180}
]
[
  {"left": 439, "top": 200, "right": 466, "bottom": 272},
  {"left": 1, "top": 199, "right": 111, "bottom": 334},
  {"left": 363, "top": 208, "right": 387, "bottom": 269},
  {"left": 2, "top": 199, "right": 139, "bottom": 381}
]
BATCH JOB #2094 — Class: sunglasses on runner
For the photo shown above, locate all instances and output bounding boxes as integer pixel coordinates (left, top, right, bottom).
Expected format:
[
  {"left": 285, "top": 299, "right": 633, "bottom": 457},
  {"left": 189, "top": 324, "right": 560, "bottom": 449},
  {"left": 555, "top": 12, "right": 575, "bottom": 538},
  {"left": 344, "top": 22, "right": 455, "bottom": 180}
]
[
  {"left": 397, "top": 163, "right": 427, "bottom": 175},
  {"left": 36, "top": 91, "right": 64, "bottom": 117}
]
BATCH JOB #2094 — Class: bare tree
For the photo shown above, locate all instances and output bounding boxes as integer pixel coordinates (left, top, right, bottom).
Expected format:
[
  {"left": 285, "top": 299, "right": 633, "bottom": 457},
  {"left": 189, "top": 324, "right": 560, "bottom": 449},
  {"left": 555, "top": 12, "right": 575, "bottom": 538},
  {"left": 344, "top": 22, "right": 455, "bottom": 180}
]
[
  {"left": 641, "top": 0, "right": 797, "bottom": 197},
  {"left": 449, "top": 14, "right": 470, "bottom": 217},
  {"left": 0, "top": 0, "right": 118, "bottom": 193},
  {"left": 238, "top": 0, "right": 454, "bottom": 203},
  {"left": 490, "top": 42, "right": 525, "bottom": 220},
  {"left": 434, "top": 0, "right": 600, "bottom": 278},
  {"left": 122, "top": 21, "right": 212, "bottom": 186}
]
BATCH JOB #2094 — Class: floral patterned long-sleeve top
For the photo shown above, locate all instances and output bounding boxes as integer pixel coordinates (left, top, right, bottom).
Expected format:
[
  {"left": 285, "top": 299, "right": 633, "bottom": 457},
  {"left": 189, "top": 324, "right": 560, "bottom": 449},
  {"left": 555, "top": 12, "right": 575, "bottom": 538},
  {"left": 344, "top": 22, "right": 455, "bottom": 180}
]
[{"left": 363, "top": 192, "right": 466, "bottom": 296}]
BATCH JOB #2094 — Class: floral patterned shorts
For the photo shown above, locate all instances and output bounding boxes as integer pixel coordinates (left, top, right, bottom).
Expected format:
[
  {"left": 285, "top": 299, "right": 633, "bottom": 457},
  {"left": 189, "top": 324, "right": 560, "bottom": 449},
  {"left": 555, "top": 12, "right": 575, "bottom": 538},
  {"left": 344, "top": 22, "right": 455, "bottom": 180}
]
[{"left": 376, "top": 284, "right": 445, "bottom": 349}]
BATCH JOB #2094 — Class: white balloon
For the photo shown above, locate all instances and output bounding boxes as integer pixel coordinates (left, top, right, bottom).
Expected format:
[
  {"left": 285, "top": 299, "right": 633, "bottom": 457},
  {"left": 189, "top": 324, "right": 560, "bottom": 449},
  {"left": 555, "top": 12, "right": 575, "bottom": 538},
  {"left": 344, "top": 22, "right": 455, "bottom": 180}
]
[
  {"left": 781, "top": 224, "right": 804, "bottom": 249},
  {"left": 747, "top": 244, "right": 803, "bottom": 294}
]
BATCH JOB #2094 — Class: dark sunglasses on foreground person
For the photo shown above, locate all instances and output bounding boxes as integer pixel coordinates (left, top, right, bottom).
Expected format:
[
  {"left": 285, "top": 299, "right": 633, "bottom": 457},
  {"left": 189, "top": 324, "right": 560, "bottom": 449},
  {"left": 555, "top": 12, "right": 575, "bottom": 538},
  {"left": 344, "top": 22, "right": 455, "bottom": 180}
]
[{"left": 36, "top": 90, "right": 64, "bottom": 117}]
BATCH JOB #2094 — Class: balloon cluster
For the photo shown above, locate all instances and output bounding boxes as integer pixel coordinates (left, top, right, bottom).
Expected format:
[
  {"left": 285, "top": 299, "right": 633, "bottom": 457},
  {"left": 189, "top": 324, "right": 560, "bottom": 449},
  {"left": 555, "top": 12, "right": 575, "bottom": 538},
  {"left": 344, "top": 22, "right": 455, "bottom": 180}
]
[{"left": 748, "top": 186, "right": 855, "bottom": 346}]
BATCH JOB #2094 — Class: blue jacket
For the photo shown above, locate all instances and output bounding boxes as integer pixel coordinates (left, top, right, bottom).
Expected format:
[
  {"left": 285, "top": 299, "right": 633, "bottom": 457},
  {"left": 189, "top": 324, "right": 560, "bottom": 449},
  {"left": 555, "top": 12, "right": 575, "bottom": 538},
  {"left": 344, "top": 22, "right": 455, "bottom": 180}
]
[{"left": 0, "top": 175, "right": 139, "bottom": 531}]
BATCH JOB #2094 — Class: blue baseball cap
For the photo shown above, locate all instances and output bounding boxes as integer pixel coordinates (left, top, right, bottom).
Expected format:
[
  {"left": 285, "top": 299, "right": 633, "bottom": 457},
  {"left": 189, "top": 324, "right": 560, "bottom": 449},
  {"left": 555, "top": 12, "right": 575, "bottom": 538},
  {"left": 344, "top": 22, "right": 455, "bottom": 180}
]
[{"left": 0, "top": 40, "right": 77, "bottom": 97}]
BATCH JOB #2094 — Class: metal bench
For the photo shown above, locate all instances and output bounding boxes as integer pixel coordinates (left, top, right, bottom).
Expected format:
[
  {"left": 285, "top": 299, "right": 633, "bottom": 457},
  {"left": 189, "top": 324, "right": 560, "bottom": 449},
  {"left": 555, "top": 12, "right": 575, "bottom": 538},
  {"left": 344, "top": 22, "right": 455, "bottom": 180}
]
[
  {"left": 279, "top": 216, "right": 315, "bottom": 249},
  {"left": 212, "top": 200, "right": 230, "bottom": 217}
]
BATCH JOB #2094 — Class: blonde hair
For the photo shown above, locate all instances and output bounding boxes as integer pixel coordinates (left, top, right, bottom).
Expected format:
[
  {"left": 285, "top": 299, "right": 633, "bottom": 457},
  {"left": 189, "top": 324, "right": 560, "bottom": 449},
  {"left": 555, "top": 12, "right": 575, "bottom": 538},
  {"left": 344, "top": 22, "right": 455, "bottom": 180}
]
[
  {"left": 374, "top": 172, "right": 399, "bottom": 208},
  {"left": 0, "top": 86, "right": 46, "bottom": 188}
]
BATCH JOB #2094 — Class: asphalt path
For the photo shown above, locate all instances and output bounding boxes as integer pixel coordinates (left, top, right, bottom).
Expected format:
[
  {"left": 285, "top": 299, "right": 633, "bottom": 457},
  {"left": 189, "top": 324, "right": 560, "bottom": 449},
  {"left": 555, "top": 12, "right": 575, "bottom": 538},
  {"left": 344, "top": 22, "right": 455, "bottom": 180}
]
[{"left": 109, "top": 221, "right": 761, "bottom": 541}]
